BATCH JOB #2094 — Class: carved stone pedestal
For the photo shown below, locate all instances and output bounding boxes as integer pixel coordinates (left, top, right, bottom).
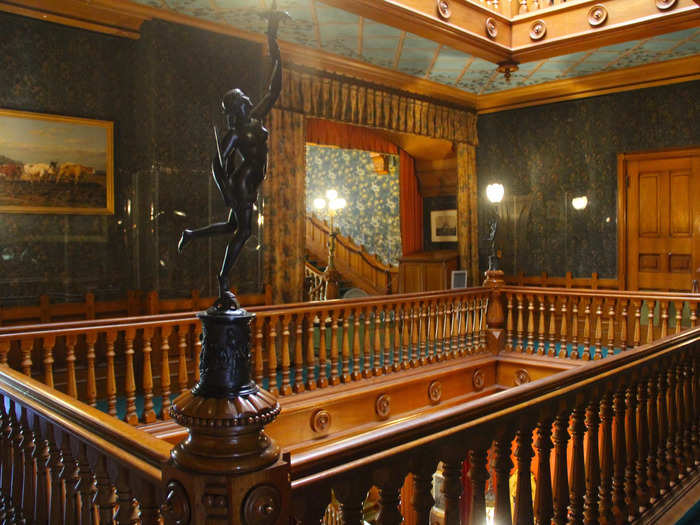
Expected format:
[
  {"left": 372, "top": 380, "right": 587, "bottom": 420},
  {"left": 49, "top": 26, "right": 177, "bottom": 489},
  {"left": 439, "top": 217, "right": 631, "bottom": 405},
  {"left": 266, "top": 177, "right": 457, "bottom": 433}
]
[{"left": 162, "top": 306, "right": 289, "bottom": 524}]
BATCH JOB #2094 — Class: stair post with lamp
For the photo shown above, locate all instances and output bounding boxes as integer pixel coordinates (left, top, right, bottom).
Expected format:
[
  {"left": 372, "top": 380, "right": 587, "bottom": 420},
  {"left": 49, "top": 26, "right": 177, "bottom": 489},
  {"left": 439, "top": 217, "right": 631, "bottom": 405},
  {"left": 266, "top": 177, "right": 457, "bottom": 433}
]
[{"left": 313, "top": 190, "right": 346, "bottom": 300}]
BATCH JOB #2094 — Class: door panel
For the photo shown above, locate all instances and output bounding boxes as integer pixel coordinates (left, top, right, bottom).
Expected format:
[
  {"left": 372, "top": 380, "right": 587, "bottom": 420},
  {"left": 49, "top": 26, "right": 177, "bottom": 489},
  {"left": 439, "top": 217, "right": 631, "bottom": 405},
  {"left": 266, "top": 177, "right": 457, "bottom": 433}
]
[{"left": 626, "top": 151, "right": 700, "bottom": 292}]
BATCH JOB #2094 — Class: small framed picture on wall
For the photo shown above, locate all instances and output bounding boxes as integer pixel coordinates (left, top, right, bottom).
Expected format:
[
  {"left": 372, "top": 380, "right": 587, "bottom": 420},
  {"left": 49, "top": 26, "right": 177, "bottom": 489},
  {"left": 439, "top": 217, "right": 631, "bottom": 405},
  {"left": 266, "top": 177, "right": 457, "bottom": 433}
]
[{"left": 430, "top": 209, "right": 458, "bottom": 242}]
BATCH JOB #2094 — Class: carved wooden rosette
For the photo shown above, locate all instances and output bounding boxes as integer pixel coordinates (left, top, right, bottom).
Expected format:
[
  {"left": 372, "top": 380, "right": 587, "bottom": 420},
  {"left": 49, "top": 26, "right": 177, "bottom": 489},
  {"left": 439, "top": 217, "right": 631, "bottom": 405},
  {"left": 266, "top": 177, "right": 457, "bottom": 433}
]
[{"left": 169, "top": 308, "right": 281, "bottom": 474}]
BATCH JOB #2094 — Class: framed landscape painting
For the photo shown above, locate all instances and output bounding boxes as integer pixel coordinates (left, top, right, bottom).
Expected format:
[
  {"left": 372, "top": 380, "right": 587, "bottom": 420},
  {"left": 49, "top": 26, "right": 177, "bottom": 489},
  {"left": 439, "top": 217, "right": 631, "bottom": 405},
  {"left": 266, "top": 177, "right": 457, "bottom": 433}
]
[
  {"left": 0, "top": 108, "right": 114, "bottom": 214},
  {"left": 430, "top": 209, "right": 458, "bottom": 242}
]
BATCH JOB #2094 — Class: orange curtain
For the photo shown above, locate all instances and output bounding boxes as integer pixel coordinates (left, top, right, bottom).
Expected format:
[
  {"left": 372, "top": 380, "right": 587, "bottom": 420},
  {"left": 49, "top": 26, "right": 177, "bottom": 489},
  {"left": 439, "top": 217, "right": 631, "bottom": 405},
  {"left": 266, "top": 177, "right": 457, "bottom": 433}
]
[
  {"left": 306, "top": 118, "right": 398, "bottom": 154},
  {"left": 306, "top": 117, "right": 422, "bottom": 256},
  {"left": 399, "top": 149, "right": 422, "bottom": 255}
]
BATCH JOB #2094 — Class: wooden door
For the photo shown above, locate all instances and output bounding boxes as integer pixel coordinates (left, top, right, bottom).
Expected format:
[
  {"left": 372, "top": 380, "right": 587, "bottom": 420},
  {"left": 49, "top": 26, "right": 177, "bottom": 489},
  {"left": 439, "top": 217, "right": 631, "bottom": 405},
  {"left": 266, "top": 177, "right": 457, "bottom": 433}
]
[{"left": 625, "top": 148, "right": 700, "bottom": 291}]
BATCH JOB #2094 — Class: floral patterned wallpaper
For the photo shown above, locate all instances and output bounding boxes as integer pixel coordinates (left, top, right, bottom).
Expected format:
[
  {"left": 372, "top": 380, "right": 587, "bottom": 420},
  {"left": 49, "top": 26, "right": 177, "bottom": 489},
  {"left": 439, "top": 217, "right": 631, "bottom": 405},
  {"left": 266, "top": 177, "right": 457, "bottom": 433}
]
[
  {"left": 477, "top": 80, "right": 700, "bottom": 279},
  {"left": 305, "top": 145, "right": 401, "bottom": 265}
]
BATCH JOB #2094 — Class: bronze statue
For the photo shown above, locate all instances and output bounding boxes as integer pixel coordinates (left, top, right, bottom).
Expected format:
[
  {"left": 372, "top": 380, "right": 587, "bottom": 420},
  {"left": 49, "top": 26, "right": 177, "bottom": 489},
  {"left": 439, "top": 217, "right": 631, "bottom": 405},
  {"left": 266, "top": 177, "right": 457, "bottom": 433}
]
[{"left": 178, "top": 3, "right": 287, "bottom": 311}]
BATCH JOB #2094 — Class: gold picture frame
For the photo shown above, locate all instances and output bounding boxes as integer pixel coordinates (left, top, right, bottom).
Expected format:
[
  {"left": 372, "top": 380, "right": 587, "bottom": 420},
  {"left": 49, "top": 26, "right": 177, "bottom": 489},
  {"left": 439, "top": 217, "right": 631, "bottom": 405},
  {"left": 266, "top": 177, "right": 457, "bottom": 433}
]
[{"left": 0, "top": 108, "right": 114, "bottom": 215}]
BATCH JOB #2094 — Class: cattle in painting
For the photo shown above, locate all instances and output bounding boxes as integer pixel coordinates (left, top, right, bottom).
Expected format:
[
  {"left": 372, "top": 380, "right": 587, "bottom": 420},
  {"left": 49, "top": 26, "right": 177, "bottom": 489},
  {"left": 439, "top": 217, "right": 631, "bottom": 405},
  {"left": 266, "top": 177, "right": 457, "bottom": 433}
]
[
  {"left": 0, "top": 163, "right": 22, "bottom": 180},
  {"left": 21, "top": 163, "right": 56, "bottom": 182},
  {"left": 56, "top": 163, "right": 96, "bottom": 184}
]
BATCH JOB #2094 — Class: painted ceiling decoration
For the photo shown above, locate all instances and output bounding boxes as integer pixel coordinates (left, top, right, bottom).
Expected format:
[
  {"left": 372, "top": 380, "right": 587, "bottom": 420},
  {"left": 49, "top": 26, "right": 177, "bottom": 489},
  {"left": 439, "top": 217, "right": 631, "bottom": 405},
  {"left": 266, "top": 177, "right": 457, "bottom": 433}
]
[{"left": 132, "top": 0, "right": 699, "bottom": 96}]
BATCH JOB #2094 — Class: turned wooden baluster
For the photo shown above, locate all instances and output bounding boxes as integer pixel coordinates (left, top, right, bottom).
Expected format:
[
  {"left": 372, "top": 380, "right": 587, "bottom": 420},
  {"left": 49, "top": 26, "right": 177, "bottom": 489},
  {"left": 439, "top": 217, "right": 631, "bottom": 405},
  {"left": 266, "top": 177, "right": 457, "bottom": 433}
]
[
  {"left": 515, "top": 293, "right": 525, "bottom": 352},
  {"left": 280, "top": 314, "right": 292, "bottom": 395},
  {"left": 138, "top": 479, "right": 162, "bottom": 525},
  {"left": 547, "top": 296, "right": 557, "bottom": 357},
  {"left": 505, "top": 293, "right": 514, "bottom": 352},
  {"left": 442, "top": 454, "right": 464, "bottom": 525},
  {"left": 19, "top": 406, "right": 34, "bottom": 524},
  {"left": 318, "top": 311, "right": 331, "bottom": 387},
  {"left": 682, "top": 362, "right": 694, "bottom": 471},
  {"left": 374, "top": 306, "right": 383, "bottom": 376},
  {"left": 115, "top": 466, "right": 139, "bottom": 524},
  {"left": 532, "top": 419, "right": 553, "bottom": 525},
  {"left": 65, "top": 334, "right": 78, "bottom": 398},
  {"left": 493, "top": 437, "right": 513, "bottom": 525},
  {"left": 674, "top": 365, "right": 687, "bottom": 478},
  {"left": 525, "top": 294, "right": 535, "bottom": 354},
  {"left": 0, "top": 394, "right": 8, "bottom": 520},
  {"left": 193, "top": 324, "right": 202, "bottom": 383},
  {"left": 581, "top": 298, "right": 592, "bottom": 361},
  {"left": 593, "top": 299, "right": 603, "bottom": 360},
  {"left": 254, "top": 319, "right": 265, "bottom": 387},
  {"left": 85, "top": 332, "right": 98, "bottom": 406},
  {"left": 394, "top": 305, "right": 404, "bottom": 369},
  {"left": 646, "top": 378, "right": 659, "bottom": 504},
  {"left": 673, "top": 301, "right": 684, "bottom": 334},
  {"left": 267, "top": 315, "right": 279, "bottom": 395},
  {"left": 513, "top": 425, "right": 535, "bottom": 525},
  {"left": 293, "top": 313, "right": 305, "bottom": 393},
  {"left": 598, "top": 394, "right": 614, "bottom": 524},
  {"left": 0, "top": 340, "right": 8, "bottom": 366},
  {"left": 353, "top": 307, "right": 363, "bottom": 380},
  {"left": 384, "top": 307, "right": 392, "bottom": 374},
  {"left": 665, "top": 367, "right": 678, "bottom": 487},
  {"left": 620, "top": 299, "right": 629, "bottom": 349},
  {"left": 558, "top": 297, "right": 568, "bottom": 358},
  {"left": 403, "top": 304, "right": 414, "bottom": 365},
  {"left": 20, "top": 338, "right": 33, "bottom": 378},
  {"left": 624, "top": 387, "right": 639, "bottom": 521},
  {"left": 606, "top": 299, "right": 616, "bottom": 357},
  {"left": 536, "top": 295, "right": 546, "bottom": 355},
  {"left": 306, "top": 313, "right": 318, "bottom": 391},
  {"left": 160, "top": 326, "right": 173, "bottom": 420},
  {"left": 337, "top": 309, "right": 347, "bottom": 384},
  {"left": 33, "top": 414, "right": 50, "bottom": 524},
  {"left": 634, "top": 381, "right": 649, "bottom": 512},
  {"left": 42, "top": 335, "right": 56, "bottom": 388},
  {"left": 583, "top": 402, "right": 600, "bottom": 525},
  {"left": 417, "top": 302, "right": 427, "bottom": 363},
  {"left": 105, "top": 331, "right": 118, "bottom": 417},
  {"left": 47, "top": 424, "right": 63, "bottom": 523},
  {"left": 552, "top": 413, "right": 570, "bottom": 525},
  {"left": 142, "top": 327, "right": 157, "bottom": 423},
  {"left": 335, "top": 478, "right": 368, "bottom": 525},
  {"left": 478, "top": 297, "right": 487, "bottom": 352},
  {"left": 412, "top": 458, "right": 435, "bottom": 525},
  {"left": 363, "top": 305, "right": 372, "bottom": 377},
  {"left": 8, "top": 399, "right": 21, "bottom": 521},
  {"left": 465, "top": 298, "right": 474, "bottom": 355},
  {"left": 570, "top": 297, "right": 579, "bottom": 358},
  {"left": 659, "top": 301, "right": 669, "bottom": 339},
  {"left": 646, "top": 300, "right": 656, "bottom": 345},
  {"left": 76, "top": 441, "right": 97, "bottom": 525},
  {"left": 632, "top": 301, "right": 642, "bottom": 347},
  {"left": 95, "top": 454, "right": 116, "bottom": 523},
  {"left": 61, "top": 432, "right": 80, "bottom": 523},
  {"left": 457, "top": 299, "right": 467, "bottom": 356},
  {"left": 443, "top": 299, "right": 454, "bottom": 359},
  {"left": 375, "top": 467, "right": 404, "bottom": 525},
  {"left": 691, "top": 302, "right": 698, "bottom": 327},
  {"left": 468, "top": 447, "right": 489, "bottom": 525},
  {"left": 124, "top": 328, "right": 138, "bottom": 424},
  {"left": 176, "top": 325, "right": 190, "bottom": 393},
  {"left": 568, "top": 407, "right": 586, "bottom": 525},
  {"left": 655, "top": 372, "right": 669, "bottom": 495}
]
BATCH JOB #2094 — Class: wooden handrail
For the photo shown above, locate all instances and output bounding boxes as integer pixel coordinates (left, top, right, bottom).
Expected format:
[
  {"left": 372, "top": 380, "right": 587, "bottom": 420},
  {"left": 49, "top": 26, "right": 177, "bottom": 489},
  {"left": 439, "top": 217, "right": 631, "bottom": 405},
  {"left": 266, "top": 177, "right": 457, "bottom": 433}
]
[{"left": 306, "top": 214, "right": 398, "bottom": 295}]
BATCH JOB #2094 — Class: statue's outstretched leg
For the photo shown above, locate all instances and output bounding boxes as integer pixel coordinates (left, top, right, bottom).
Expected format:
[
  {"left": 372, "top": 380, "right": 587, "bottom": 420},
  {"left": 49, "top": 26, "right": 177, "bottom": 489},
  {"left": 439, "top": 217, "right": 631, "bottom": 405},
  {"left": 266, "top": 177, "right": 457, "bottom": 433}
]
[
  {"left": 216, "top": 206, "right": 253, "bottom": 308},
  {"left": 178, "top": 209, "right": 237, "bottom": 253},
  {"left": 212, "top": 158, "right": 234, "bottom": 208}
]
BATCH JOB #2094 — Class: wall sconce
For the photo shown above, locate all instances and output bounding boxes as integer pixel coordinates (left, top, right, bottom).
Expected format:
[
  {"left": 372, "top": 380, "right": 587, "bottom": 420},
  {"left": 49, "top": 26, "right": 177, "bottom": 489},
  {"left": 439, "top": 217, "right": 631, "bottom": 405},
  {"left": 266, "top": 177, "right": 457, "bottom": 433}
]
[
  {"left": 571, "top": 195, "right": 588, "bottom": 210},
  {"left": 485, "top": 183, "right": 504, "bottom": 272}
]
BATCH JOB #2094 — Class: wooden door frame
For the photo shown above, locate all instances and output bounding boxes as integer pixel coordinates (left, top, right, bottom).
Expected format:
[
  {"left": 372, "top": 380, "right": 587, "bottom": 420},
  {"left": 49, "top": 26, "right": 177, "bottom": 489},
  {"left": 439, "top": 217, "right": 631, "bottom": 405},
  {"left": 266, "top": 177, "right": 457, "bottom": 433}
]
[{"left": 617, "top": 145, "right": 700, "bottom": 291}]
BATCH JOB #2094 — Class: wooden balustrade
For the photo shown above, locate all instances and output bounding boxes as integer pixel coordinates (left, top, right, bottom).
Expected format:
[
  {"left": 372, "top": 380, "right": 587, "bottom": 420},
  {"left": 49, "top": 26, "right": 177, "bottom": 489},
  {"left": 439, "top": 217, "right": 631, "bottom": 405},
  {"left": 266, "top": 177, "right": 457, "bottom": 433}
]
[
  {"left": 306, "top": 214, "right": 398, "bottom": 295},
  {"left": 0, "top": 288, "right": 491, "bottom": 426},
  {"left": 290, "top": 326, "right": 700, "bottom": 525},
  {"left": 502, "top": 286, "right": 700, "bottom": 360},
  {"left": 0, "top": 285, "right": 272, "bottom": 326}
]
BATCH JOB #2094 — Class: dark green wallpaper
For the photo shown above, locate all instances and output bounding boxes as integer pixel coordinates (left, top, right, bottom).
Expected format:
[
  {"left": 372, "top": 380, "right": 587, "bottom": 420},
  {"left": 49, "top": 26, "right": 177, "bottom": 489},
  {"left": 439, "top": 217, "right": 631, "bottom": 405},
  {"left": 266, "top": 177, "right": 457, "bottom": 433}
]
[
  {"left": 305, "top": 145, "right": 401, "bottom": 265},
  {"left": 0, "top": 12, "right": 263, "bottom": 305},
  {"left": 477, "top": 80, "right": 700, "bottom": 279}
]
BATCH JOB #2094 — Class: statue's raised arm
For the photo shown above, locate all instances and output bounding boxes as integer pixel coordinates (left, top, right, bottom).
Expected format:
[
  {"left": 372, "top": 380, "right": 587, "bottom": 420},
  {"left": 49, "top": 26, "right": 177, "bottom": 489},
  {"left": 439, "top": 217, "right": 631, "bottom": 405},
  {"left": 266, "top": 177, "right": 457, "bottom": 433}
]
[{"left": 251, "top": 6, "right": 287, "bottom": 120}]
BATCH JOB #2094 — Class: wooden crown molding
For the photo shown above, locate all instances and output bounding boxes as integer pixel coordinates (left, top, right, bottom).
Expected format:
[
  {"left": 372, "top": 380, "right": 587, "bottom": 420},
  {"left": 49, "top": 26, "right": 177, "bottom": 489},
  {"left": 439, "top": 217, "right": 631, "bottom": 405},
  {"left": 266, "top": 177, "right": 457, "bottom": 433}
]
[{"left": 476, "top": 55, "right": 700, "bottom": 114}]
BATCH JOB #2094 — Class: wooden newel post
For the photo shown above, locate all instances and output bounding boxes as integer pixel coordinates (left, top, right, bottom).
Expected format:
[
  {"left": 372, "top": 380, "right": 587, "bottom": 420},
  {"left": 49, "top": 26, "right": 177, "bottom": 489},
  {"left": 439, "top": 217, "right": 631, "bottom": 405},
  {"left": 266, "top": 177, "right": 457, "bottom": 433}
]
[
  {"left": 162, "top": 306, "right": 290, "bottom": 524},
  {"left": 483, "top": 268, "right": 506, "bottom": 354}
]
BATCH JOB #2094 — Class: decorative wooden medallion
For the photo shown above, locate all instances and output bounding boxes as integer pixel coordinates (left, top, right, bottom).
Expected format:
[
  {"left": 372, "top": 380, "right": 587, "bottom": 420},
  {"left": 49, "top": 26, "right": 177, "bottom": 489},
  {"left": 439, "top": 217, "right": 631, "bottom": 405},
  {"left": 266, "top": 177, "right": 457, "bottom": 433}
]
[
  {"left": 375, "top": 394, "right": 391, "bottom": 420},
  {"left": 437, "top": 0, "right": 451, "bottom": 20},
  {"left": 243, "top": 484, "right": 281, "bottom": 525},
  {"left": 587, "top": 5, "right": 608, "bottom": 27},
  {"left": 485, "top": 17, "right": 498, "bottom": 39},
  {"left": 656, "top": 0, "right": 677, "bottom": 10},
  {"left": 514, "top": 368, "right": 531, "bottom": 386},
  {"left": 311, "top": 409, "right": 331, "bottom": 433},
  {"left": 428, "top": 381, "right": 443, "bottom": 404},
  {"left": 529, "top": 19, "right": 547, "bottom": 41},
  {"left": 472, "top": 369, "right": 485, "bottom": 391}
]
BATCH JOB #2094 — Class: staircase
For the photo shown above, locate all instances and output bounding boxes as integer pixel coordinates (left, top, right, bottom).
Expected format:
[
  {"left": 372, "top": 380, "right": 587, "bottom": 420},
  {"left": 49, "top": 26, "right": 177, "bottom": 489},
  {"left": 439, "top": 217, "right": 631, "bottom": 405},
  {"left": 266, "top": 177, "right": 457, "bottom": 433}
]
[{"left": 305, "top": 214, "right": 398, "bottom": 296}]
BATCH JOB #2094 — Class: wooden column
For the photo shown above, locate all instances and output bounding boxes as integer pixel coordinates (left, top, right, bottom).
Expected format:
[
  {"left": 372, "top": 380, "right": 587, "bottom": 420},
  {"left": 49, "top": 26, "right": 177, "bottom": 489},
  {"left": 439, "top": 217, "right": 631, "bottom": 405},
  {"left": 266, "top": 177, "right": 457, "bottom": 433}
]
[{"left": 457, "top": 142, "right": 479, "bottom": 285}]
